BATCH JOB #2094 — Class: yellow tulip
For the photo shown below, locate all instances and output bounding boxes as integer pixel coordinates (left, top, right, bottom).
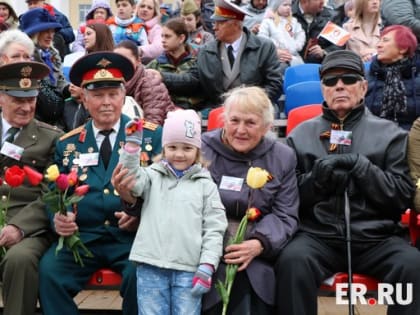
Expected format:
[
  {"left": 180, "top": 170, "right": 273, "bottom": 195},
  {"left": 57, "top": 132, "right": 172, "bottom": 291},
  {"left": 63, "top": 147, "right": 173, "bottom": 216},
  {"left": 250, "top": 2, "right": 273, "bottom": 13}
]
[
  {"left": 246, "top": 167, "right": 273, "bottom": 189},
  {"left": 45, "top": 164, "right": 60, "bottom": 182}
]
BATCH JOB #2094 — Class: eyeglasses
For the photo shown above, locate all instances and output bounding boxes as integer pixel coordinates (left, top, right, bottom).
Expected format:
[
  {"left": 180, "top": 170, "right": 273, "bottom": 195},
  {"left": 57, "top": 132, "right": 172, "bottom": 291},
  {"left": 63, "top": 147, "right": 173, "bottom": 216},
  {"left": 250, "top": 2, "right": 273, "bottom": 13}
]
[{"left": 322, "top": 74, "right": 363, "bottom": 87}]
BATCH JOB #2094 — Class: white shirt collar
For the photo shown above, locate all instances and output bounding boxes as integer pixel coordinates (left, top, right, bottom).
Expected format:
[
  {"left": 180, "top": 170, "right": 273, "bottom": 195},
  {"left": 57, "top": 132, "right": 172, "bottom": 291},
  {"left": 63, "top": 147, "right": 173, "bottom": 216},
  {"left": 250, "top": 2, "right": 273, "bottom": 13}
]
[
  {"left": 92, "top": 120, "right": 121, "bottom": 139},
  {"left": 225, "top": 33, "right": 244, "bottom": 56}
]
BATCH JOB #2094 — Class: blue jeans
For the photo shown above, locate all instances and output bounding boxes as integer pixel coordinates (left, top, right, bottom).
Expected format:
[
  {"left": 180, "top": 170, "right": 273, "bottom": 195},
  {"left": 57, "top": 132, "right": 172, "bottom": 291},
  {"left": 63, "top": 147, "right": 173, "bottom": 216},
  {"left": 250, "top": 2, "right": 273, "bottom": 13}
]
[{"left": 136, "top": 263, "right": 201, "bottom": 315}]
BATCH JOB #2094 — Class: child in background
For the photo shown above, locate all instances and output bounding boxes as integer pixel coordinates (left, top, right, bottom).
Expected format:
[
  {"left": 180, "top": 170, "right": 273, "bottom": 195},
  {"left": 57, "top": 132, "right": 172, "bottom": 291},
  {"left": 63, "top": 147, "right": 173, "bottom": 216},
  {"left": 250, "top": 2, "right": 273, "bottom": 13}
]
[
  {"left": 119, "top": 110, "right": 227, "bottom": 315},
  {"left": 180, "top": 0, "right": 214, "bottom": 53},
  {"left": 258, "top": 0, "right": 305, "bottom": 67},
  {"left": 107, "top": 0, "right": 148, "bottom": 46}
]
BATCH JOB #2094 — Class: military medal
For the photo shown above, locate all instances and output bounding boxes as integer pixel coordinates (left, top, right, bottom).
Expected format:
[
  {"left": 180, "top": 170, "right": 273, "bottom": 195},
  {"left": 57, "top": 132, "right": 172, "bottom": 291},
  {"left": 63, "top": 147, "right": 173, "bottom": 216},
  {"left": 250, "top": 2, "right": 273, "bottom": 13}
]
[
  {"left": 66, "top": 143, "right": 76, "bottom": 152},
  {"left": 145, "top": 144, "right": 152, "bottom": 151}
]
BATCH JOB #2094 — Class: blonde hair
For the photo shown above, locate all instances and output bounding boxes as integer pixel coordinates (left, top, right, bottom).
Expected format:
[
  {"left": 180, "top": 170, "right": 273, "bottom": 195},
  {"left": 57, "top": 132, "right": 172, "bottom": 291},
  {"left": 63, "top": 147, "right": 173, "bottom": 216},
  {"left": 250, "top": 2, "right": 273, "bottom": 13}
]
[
  {"left": 352, "top": 0, "right": 380, "bottom": 35},
  {"left": 222, "top": 86, "right": 274, "bottom": 128},
  {"left": 137, "top": 0, "right": 160, "bottom": 18}
]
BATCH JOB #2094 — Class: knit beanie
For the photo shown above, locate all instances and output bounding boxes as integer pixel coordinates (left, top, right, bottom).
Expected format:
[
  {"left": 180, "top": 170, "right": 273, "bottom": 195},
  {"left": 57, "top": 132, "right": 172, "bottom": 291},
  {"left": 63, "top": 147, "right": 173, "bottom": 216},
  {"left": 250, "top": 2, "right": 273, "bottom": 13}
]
[
  {"left": 162, "top": 110, "right": 202, "bottom": 148},
  {"left": 86, "top": 0, "right": 113, "bottom": 20},
  {"left": 181, "top": 0, "right": 199, "bottom": 15}
]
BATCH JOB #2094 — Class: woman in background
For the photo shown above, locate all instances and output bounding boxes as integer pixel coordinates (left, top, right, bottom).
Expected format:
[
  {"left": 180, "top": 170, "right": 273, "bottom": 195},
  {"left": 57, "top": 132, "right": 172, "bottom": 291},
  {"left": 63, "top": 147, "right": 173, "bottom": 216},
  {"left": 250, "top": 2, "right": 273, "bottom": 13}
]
[
  {"left": 136, "top": 0, "right": 164, "bottom": 64},
  {"left": 84, "top": 22, "right": 115, "bottom": 53},
  {"left": 365, "top": 25, "right": 420, "bottom": 130},
  {"left": 343, "top": 0, "right": 381, "bottom": 61},
  {"left": 19, "top": 8, "right": 67, "bottom": 127}
]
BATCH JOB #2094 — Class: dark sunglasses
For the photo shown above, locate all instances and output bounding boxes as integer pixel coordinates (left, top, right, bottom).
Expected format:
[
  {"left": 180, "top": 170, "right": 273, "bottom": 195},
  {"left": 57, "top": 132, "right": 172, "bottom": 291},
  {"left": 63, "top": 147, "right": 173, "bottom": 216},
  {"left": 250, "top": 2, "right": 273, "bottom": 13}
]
[{"left": 322, "top": 74, "right": 363, "bottom": 87}]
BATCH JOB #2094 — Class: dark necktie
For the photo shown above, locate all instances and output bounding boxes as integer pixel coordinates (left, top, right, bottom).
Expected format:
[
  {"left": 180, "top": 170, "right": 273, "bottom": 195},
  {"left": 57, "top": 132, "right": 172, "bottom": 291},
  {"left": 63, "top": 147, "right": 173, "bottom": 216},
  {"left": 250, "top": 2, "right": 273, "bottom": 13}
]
[
  {"left": 227, "top": 45, "right": 235, "bottom": 68},
  {"left": 100, "top": 130, "right": 113, "bottom": 169},
  {"left": 4, "top": 127, "right": 20, "bottom": 143}
]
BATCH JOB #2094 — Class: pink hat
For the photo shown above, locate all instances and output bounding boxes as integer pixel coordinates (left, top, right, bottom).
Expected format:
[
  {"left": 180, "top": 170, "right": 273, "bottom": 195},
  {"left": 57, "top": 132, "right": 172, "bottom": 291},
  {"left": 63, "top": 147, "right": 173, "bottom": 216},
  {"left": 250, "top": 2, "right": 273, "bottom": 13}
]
[{"left": 162, "top": 110, "right": 202, "bottom": 148}]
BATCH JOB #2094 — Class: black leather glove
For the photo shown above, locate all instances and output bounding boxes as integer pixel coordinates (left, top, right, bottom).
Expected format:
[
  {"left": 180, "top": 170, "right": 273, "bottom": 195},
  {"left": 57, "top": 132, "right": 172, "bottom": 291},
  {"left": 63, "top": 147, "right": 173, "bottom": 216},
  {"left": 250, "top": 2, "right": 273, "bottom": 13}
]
[
  {"left": 311, "top": 154, "right": 357, "bottom": 192},
  {"left": 311, "top": 155, "right": 337, "bottom": 191},
  {"left": 330, "top": 168, "right": 349, "bottom": 195},
  {"left": 330, "top": 154, "right": 359, "bottom": 171}
]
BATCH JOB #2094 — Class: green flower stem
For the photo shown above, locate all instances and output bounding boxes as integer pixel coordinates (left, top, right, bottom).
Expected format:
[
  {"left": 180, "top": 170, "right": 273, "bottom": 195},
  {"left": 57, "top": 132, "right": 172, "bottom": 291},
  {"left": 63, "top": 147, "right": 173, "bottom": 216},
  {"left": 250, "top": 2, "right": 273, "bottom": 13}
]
[{"left": 220, "top": 214, "right": 249, "bottom": 314}]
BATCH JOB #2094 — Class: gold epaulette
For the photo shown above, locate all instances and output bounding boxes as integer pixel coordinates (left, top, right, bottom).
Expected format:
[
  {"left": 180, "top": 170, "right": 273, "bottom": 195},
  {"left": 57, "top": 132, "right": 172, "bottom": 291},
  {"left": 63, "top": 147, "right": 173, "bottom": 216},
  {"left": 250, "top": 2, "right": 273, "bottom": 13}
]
[
  {"left": 143, "top": 121, "right": 159, "bottom": 131},
  {"left": 59, "top": 125, "right": 85, "bottom": 141}
]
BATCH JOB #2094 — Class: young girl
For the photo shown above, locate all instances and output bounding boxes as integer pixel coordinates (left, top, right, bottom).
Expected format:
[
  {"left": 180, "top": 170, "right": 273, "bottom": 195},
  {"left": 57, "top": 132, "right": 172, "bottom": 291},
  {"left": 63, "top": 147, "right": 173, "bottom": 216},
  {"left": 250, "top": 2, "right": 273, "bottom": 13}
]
[
  {"left": 118, "top": 109, "right": 227, "bottom": 315},
  {"left": 258, "top": 0, "right": 305, "bottom": 67},
  {"left": 147, "top": 18, "right": 202, "bottom": 110}
]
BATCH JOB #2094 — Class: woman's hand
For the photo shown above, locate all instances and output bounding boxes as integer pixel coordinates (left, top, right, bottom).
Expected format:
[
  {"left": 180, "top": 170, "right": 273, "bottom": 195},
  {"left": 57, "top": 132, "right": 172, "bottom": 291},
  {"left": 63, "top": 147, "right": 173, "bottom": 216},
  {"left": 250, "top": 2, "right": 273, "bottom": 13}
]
[
  {"left": 111, "top": 164, "right": 136, "bottom": 204},
  {"left": 54, "top": 212, "right": 78, "bottom": 236},
  {"left": 224, "top": 239, "right": 264, "bottom": 271}
]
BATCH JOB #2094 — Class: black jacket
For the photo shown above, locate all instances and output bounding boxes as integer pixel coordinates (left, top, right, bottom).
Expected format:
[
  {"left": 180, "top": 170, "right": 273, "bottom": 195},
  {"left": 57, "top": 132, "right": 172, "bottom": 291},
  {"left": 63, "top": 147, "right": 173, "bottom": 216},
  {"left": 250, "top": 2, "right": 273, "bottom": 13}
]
[{"left": 287, "top": 104, "right": 414, "bottom": 241}]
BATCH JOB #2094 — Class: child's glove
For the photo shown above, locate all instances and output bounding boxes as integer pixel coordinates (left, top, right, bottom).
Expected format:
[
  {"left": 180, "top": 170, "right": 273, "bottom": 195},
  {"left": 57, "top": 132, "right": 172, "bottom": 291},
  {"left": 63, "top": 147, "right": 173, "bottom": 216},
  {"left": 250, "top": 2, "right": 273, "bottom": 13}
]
[
  {"left": 191, "top": 264, "right": 214, "bottom": 296},
  {"left": 125, "top": 118, "right": 143, "bottom": 146}
]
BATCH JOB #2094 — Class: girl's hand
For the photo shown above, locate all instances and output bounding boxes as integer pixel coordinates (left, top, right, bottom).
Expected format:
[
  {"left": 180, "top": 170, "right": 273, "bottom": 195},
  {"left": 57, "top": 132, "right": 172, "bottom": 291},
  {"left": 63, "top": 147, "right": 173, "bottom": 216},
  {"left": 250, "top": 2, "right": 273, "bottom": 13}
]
[
  {"left": 224, "top": 239, "right": 264, "bottom": 271},
  {"left": 111, "top": 164, "right": 137, "bottom": 204}
]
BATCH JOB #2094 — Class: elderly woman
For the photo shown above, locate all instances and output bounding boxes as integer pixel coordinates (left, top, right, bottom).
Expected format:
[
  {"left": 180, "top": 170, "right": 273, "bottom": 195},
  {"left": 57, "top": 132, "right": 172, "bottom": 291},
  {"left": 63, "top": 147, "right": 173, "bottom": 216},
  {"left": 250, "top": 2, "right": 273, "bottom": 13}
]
[
  {"left": 112, "top": 86, "right": 299, "bottom": 315},
  {"left": 19, "top": 7, "right": 67, "bottom": 127},
  {"left": 200, "top": 86, "right": 299, "bottom": 315},
  {"left": 0, "top": 29, "right": 33, "bottom": 65},
  {"left": 365, "top": 25, "right": 420, "bottom": 130}
]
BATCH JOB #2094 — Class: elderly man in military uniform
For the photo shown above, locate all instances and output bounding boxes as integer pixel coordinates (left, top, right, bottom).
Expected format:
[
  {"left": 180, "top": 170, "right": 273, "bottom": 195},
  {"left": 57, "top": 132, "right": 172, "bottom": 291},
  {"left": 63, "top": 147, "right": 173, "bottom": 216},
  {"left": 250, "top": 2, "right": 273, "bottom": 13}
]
[
  {"left": 38, "top": 52, "right": 161, "bottom": 315},
  {"left": 154, "top": 0, "right": 283, "bottom": 115},
  {"left": 0, "top": 61, "right": 63, "bottom": 315}
]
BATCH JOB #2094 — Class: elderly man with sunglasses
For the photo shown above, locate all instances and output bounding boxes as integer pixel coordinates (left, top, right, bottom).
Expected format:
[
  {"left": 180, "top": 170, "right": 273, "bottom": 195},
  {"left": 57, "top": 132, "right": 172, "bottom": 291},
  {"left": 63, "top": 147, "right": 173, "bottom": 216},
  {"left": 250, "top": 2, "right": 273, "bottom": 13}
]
[{"left": 275, "top": 50, "right": 420, "bottom": 315}]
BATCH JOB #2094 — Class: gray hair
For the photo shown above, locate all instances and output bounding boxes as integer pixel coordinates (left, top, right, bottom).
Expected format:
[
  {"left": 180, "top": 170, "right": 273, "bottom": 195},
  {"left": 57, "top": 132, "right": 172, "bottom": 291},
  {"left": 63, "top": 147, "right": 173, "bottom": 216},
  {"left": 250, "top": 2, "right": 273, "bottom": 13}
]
[{"left": 0, "top": 29, "right": 35, "bottom": 56}]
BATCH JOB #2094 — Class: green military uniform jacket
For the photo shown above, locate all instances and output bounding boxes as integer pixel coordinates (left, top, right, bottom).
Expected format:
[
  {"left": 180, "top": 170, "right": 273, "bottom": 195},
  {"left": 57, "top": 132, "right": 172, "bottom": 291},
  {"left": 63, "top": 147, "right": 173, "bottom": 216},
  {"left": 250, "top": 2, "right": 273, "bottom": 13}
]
[
  {"left": 0, "top": 119, "right": 63, "bottom": 236},
  {"left": 53, "top": 114, "right": 162, "bottom": 244}
]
